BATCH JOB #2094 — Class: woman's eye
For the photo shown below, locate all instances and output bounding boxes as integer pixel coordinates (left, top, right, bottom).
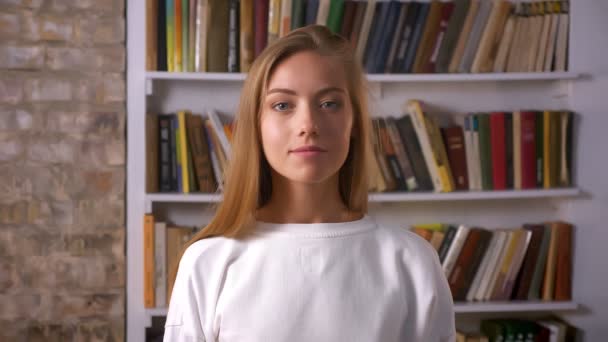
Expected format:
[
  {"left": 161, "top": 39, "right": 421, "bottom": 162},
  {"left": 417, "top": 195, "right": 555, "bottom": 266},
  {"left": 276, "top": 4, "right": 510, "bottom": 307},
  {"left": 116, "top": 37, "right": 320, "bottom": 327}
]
[
  {"left": 272, "top": 102, "right": 290, "bottom": 111},
  {"left": 320, "top": 101, "right": 340, "bottom": 110}
]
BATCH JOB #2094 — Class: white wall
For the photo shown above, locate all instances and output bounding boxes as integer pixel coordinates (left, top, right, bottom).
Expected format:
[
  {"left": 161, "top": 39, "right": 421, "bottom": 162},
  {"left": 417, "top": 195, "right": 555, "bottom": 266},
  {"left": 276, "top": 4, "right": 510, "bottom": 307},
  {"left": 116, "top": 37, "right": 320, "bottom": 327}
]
[{"left": 562, "top": 0, "right": 608, "bottom": 339}]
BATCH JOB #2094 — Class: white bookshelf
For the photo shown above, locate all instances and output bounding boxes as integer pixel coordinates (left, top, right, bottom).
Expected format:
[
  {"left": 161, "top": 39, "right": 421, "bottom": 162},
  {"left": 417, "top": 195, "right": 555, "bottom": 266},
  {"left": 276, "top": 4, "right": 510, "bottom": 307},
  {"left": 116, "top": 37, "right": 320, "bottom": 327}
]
[
  {"left": 143, "top": 301, "right": 580, "bottom": 332},
  {"left": 452, "top": 301, "right": 579, "bottom": 314},
  {"left": 145, "top": 188, "right": 580, "bottom": 211},
  {"left": 146, "top": 71, "right": 582, "bottom": 82},
  {"left": 144, "top": 301, "right": 579, "bottom": 322},
  {"left": 127, "top": 2, "right": 588, "bottom": 342}
]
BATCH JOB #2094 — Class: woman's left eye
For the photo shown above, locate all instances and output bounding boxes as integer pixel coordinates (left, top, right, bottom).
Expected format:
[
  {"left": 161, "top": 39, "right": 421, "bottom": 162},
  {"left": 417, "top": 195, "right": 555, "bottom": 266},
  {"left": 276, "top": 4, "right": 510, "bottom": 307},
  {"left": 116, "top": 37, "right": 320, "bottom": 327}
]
[
  {"left": 320, "top": 101, "right": 340, "bottom": 110},
  {"left": 272, "top": 102, "right": 290, "bottom": 111}
]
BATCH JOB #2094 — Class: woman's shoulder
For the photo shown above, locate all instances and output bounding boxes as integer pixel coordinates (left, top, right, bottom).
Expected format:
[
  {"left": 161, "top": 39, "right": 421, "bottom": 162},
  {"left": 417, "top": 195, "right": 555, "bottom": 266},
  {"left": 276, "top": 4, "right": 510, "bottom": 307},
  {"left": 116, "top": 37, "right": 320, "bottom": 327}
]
[
  {"left": 180, "top": 235, "right": 247, "bottom": 269},
  {"left": 375, "top": 222, "right": 439, "bottom": 261}
]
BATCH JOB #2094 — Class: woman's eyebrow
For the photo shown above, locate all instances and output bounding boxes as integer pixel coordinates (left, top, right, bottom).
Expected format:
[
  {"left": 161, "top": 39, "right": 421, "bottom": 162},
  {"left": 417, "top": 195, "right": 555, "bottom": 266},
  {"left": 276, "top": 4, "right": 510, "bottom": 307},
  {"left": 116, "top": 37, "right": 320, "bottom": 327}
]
[{"left": 266, "top": 87, "right": 346, "bottom": 96}]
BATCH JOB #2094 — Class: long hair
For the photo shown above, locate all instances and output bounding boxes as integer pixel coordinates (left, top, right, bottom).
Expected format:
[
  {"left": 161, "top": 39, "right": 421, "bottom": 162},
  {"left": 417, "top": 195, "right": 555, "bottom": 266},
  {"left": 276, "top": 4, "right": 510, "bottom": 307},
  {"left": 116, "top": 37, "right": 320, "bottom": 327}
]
[{"left": 179, "top": 24, "right": 372, "bottom": 255}]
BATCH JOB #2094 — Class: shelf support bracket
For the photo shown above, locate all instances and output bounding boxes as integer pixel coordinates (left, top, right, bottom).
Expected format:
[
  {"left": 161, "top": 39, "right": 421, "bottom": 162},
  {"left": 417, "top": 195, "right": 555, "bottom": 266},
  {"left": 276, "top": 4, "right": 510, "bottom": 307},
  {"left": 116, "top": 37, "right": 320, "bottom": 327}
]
[
  {"left": 145, "top": 198, "right": 152, "bottom": 214},
  {"left": 146, "top": 78, "right": 153, "bottom": 96}
]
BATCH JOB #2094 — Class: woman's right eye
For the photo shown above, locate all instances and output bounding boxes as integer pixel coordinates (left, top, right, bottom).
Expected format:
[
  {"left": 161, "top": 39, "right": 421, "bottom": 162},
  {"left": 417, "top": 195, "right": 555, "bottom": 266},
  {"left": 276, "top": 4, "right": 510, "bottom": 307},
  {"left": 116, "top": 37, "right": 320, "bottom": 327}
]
[{"left": 272, "top": 102, "right": 290, "bottom": 111}]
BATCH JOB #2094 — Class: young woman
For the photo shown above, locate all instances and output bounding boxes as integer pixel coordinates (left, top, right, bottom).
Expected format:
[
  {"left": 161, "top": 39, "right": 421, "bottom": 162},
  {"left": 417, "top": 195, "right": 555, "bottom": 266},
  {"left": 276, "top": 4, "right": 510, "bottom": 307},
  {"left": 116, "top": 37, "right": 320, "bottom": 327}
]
[{"left": 164, "top": 25, "right": 455, "bottom": 342}]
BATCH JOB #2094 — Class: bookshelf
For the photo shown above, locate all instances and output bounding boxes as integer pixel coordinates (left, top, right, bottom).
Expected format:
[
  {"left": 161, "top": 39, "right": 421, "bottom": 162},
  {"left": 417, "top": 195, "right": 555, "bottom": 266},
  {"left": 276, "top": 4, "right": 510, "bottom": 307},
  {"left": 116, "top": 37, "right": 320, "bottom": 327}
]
[
  {"left": 143, "top": 300, "right": 578, "bottom": 318},
  {"left": 127, "top": 0, "right": 589, "bottom": 341},
  {"left": 145, "top": 188, "right": 580, "bottom": 210},
  {"left": 146, "top": 70, "right": 582, "bottom": 82}
]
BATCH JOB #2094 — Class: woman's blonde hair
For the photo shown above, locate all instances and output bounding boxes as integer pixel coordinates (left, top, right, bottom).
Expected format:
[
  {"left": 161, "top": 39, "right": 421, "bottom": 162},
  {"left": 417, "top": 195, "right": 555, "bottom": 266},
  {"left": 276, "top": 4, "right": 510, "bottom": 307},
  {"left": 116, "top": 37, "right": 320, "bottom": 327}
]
[{"left": 188, "top": 24, "right": 372, "bottom": 242}]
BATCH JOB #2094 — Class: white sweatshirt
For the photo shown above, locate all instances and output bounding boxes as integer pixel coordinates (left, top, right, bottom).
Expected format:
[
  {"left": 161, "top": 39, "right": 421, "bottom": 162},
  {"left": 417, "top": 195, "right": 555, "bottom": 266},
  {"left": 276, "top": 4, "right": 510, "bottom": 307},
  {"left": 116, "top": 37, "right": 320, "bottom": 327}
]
[{"left": 163, "top": 215, "right": 455, "bottom": 342}]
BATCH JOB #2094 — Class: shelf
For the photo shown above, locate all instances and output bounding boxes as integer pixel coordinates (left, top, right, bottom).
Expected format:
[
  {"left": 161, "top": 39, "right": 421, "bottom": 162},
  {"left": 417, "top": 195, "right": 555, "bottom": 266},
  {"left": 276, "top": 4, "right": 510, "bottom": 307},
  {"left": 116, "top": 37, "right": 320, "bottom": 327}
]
[
  {"left": 367, "top": 188, "right": 581, "bottom": 202},
  {"left": 453, "top": 301, "right": 579, "bottom": 313},
  {"left": 146, "top": 71, "right": 581, "bottom": 83},
  {"left": 144, "top": 188, "right": 580, "bottom": 210},
  {"left": 145, "top": 301, "right": 578, "bottom": 323}
]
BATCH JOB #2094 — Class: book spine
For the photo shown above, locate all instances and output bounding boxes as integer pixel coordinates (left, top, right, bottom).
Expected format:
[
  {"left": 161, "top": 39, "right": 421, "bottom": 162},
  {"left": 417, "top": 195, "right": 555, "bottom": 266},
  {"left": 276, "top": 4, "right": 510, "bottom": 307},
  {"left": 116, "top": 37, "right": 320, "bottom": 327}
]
[
  {"left": 154, "top": 222, "right": 167, "bottom": 307},
  {"left": 255, "top": 0, "right": 269, "bottom": 57},
  {"left": 175, "top": 0, "right": 183, "bottom": 71},
  {"left": 490, "top": 112, "right": 507, "bottom": 190},
  {"left": 144, "top": 214, "right": 155, "bottom": 308},
  {"left": 159, "top": 115, "right": 173, "bottom": 192},
  {"left": 521, "top": 111, "right": 537, "bottom": 189},
  {"left": 228, "top": 0, "right": 240, "bottom": 72},
  {"left": 167, "top": 0, "right": 175, "bottom": 72}
]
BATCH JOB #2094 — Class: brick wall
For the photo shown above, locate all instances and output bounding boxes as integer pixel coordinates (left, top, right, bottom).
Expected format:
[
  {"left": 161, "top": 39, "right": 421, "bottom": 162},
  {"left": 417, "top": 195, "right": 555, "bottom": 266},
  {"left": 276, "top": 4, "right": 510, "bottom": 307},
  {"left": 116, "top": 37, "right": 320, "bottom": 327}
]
[{"left": 0, "top": 0, "right": 126, "bottom": 340}]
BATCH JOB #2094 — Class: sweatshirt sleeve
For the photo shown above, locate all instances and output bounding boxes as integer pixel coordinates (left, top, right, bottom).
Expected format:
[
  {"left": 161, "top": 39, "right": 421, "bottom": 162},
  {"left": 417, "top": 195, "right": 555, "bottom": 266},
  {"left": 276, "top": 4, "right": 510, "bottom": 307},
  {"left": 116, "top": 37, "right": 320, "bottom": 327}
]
[
  {"left": 163, "top": 241, "right": 220, "bottom": 342},
  {"left": 400, "top": 231, "right": 456, "bottom": 342},
  {"left": 427, "top": 242, "right": 457, "bottom": 342}
]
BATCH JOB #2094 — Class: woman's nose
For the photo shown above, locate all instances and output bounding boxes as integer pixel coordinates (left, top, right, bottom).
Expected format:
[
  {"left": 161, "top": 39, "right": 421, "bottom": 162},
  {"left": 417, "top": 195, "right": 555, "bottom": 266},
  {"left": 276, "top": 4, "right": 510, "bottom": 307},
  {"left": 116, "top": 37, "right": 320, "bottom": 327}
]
[{"left": 297, "top": 103, "right": 319, "bottom": 137}]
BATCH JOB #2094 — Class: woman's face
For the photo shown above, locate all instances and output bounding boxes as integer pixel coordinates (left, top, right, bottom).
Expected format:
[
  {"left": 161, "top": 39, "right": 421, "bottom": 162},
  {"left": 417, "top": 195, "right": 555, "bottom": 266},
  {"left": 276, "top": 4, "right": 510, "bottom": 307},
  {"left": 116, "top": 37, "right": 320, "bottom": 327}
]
[{"left": 260, "top": 50, "right": 354, "bottom": 186}]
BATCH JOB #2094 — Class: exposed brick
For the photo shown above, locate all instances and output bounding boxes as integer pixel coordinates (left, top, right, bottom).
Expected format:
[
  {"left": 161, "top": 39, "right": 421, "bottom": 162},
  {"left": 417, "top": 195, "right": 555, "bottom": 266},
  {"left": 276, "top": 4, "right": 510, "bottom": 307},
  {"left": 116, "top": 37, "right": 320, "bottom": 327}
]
[
  {"left": 0, "top": 163, "right": 31, "bottom": 202},
  {"left": 2, "top": 0, "right": 126, "bottom": 337},
  {"left": 0, "top": 227, "right": 65, "bottom": 257},
  {"left": 25, "top": 78, "right": 71, "bottom": 102},
  {"left": 19, "top": 255, "right": 124, "bottom": 291},
  {"left": 0, "top": 259, "right": 16, "bottom": 291},
  {"left": 102, "top": 73, "right": 125, "bottom": 103},
  {"left": 0, "top": 294, "right": 42, "bottom": 320},
  {"left": 1, "top": 0, "right": 44, "bottom": 8},
  {"left": 0, "top": 133, "right": 24, "bottom": 161},
  {"left": 0, "top": 45, "right": 44, "bottom": 69},
  {"left": 46, "top": 110, "right": 123, "bottom": 137},
  {"left": 99, "top": 46, "right": 125, "bottom": 72},
  {"left": 45, "top": 46, "right": 124, "bottom": 72},
  {"left": 20, "top": 10, "right": 40, "bottom": 41},
  {"left": 78, "top": 138, "right": 125, "bottom": 167},
  {"left": 74, "top": 198, "right": 124, "bottom": 228},
  {"left": 39, "top": 16, "right": 73, "bottom": 41},
  {"left": 0, "top": 12, "right": 20, "bottom": 38},
  {"left": 66, "top": 230, "right": 124, "bottom": 257},
  {"left": 25, "top": 321, "right": 77, "bottom": 342},
  {"left": 72, "top": 73, "right": 125, "bottom": 104},
  {"left": 0, "top": 200, "right": 44, "bottom": 225},
  {"left": 0, "top": 107, "right": 35, "bottom": 130},
  {"left": 49, "top": 293, "right": 123, "bottom": 319},
  {"left": 76, "top": 319, "right": 124, "bottom": 342},
  {"left": 0, "top": 76, "right": 24, "bottom": 104},
  {"left": 45, "top": 47, "right": 95, "bottom": 70},
  {"left": 27, "top": 136, "right": 76, "bottom": 163},
  {"left": 94, "top": 18, "right": 125, "bottom": 44},
  {"left": 48, "top": 0, "right": 116, "bottom": 13},
  {"left": 74, "top": 16, "right": 124, "bottom": 45}
]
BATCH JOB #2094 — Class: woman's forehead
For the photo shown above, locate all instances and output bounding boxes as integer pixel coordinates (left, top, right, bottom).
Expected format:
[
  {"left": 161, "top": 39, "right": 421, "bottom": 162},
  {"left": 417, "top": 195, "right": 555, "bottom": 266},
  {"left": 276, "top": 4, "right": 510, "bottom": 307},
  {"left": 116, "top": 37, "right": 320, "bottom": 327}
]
[{"left": 266, "top": 51, "right": 348, "bottom": 91}]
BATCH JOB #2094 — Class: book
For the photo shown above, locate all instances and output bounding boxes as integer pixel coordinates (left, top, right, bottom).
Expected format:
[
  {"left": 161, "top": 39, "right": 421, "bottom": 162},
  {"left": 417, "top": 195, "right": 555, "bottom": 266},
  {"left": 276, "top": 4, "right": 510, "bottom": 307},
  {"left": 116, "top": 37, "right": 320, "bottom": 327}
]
[
  {"left": 240, "top": 0, "right": 254, "bottom": 72},
  {"left": 154, "top": 221, "right": 167, "bottom": 307},
  {"left": 144, "top": 214, "right": 155, "bottom": 308},
  {"left": 254, "top": 0, "right": 269, "bottom": 58},
  {"left": 207, "top": 0, "right": 229, "bottom": 72},
  {"left": 435, "top": 0, "right": 470, "bottom": 73},
  {"left": 442, "top": 126, "right": 469, "bottom": 191},
  {"left": 146, "top": 114, "right": 160, "bottom": 193},
  {"left": 146, "top": 0, "right": 158, "bottom": 71},
  {"left": 280, "top": 0, "right": 293, "bottom": 37},
  {"left": 228, "top": 0, "right": 240, "bottom": 72},
  {"left": 386, "top": 117, "right": 417, "bottom": 191}
]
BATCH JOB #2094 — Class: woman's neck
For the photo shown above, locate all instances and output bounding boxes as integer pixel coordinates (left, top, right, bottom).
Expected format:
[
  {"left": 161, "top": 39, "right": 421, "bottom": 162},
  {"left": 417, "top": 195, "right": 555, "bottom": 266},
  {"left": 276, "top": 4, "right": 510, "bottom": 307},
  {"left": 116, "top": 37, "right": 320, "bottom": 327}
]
[{"left": 256, "top": 174, "right": 361, "bottom": 224}]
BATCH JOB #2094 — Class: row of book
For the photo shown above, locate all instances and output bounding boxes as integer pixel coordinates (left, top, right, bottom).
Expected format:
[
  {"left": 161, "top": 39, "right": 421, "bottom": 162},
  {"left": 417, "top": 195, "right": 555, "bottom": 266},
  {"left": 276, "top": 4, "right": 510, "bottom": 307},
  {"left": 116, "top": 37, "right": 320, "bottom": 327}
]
[
  {"left": 370, "top": 100, "right": 574, "bottom": 193},
  {"left": 145, "top": 110, "right": 233, "bottom": 194},
  {"left": 410, "top": 221, "right": 572, "bottom": 302},
  {"left": 145, "top": 0, "right": 570, "bottom": 74},
  {"left": 457, "top": 317, "right": 579, "bottom": 342},
  {"left": 143, "top": 213, "right": 199, "bottom": 308},
  {"left": 145, "top": 101, "right": 574, "bottom": 194}
]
